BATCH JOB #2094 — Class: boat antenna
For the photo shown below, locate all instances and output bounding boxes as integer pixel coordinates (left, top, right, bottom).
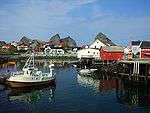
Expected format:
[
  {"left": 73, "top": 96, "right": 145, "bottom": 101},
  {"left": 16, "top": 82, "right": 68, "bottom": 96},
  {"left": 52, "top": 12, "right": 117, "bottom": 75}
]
[{"left": 33, "top": 52, "right": 34, "bottom": 68}]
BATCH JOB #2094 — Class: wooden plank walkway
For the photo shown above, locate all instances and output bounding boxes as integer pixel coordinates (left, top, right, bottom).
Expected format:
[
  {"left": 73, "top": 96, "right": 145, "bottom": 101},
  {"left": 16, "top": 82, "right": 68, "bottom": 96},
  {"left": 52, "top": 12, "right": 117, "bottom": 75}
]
[{"left": 118, "top": 59, "right": 150, "bottom": 64}]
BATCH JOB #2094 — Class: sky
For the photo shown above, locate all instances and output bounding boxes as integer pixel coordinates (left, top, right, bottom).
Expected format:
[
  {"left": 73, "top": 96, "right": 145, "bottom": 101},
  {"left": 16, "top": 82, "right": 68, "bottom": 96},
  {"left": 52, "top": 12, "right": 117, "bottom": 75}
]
[{"left": 0, "top": 0, "right": 150, "bottom": 46}]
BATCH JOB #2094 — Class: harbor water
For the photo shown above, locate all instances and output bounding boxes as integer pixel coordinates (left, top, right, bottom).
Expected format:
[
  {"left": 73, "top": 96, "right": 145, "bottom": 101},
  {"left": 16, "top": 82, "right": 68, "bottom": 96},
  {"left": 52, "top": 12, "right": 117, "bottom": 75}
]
[{"left": 0, "top": 60, "right": 150, "bottom": 113}]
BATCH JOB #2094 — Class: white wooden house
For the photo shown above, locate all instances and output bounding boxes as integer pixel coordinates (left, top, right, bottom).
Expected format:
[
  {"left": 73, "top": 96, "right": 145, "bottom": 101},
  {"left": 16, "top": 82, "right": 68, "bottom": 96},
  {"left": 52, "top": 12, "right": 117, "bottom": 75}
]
[
  {"left": 77, "top": 48, "right": 99, "bottom": 59},
  {"left": 89, "top": 39, "right": 107, "bottom": 49},
  {"left": 44, "top": 47, "right": 64, "bottom": 55}
]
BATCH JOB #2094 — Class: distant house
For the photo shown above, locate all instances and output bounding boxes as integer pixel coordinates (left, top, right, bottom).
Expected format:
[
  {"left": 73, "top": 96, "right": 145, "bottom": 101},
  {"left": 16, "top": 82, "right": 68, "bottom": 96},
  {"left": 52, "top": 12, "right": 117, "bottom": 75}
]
[
  {"left": 17, "top": 43, "right": 28, "bottom": 51},
  {"left": 34, "top": 43, "right": 45, "bottom": 53},
  {"left": 100, "top": 46, "right": 124, "bottom": 61},
  {"left": 2, "top": 44, "right": 11, "bottom": 49},
  {"left": 77, "top": 48, "right": 100, "bottom": 60},
  {"left": 44, "top": 46, "right": 64, "bottom": 55},
  {"left": 11, "top": 41, "right": 17, "bottom": 47},
  {"left": 89, "top": 39, "right": 108, "bottom": 49},
  {"left": 131, "top": 41, "right": 150, "bottom": 59}
]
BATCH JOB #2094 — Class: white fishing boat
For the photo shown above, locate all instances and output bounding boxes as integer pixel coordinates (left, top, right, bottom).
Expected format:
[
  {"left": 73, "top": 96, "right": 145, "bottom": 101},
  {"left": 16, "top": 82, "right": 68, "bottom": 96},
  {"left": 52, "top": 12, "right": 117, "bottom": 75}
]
[
  {"left": 79, "top": 69, "right": 97, "bottom": 75},
  {"left": 7, "top": 53, "right": 55, "bottom": 88}
]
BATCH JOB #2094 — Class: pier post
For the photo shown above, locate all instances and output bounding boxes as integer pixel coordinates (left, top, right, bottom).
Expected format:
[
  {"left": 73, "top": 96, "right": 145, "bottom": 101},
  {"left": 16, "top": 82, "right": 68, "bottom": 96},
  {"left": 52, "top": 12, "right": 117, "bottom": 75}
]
[
  {"left": 133, "top": 61, "right": 140, "bottom": 81},
  {"left": 145, "top": 64, "right": 148, "bottom": 81},
  {"left": 129, "top": 63, "right": 132, "bottom": 80}
]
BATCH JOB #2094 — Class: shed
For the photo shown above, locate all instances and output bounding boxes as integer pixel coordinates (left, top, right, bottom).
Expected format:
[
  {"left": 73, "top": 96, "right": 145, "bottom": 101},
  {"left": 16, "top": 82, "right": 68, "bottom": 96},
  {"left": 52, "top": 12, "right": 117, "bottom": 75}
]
[{"left": 100, "top": 46, "right": 124, "bottom": 61}]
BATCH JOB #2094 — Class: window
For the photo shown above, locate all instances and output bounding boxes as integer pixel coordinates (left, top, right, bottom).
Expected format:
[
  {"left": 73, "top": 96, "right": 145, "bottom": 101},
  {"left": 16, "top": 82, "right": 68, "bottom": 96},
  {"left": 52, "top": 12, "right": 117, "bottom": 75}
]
[
  {"left": 88, "top": 51, "right": 90, "bottom": 53},
  {"left": 95, "top": 46, "right": 96, "bottom": 48},
  {"left": 93, "top": 52, "right": 95, "bottom": 54}
]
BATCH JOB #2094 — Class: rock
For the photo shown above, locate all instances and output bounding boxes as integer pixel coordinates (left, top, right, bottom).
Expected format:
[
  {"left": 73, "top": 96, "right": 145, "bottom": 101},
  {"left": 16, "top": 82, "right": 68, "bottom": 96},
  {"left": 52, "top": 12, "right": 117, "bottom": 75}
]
[
  {"left": 62, "top": 36, "right": 77, "bottom": 48},
  {"left": 49, "top": 34, "right": 61, "bottom": 47},
  {"left": 95, "top": 32, "right": 116, "bottom": 46},
  {"left": 19, "top": 36, "right": 32, "bottom": 45},
  {"left": 19, "top": 36, "right": 44, "bottom": 49},
  {"left": 30, "top": 40, "right": 40, "bottom": 49},
  {"left": 49, "top": 34, "right": 60, "bottom": 41},
  {"left": 49, "top": 34, "right": 77, "bottom": 48}
]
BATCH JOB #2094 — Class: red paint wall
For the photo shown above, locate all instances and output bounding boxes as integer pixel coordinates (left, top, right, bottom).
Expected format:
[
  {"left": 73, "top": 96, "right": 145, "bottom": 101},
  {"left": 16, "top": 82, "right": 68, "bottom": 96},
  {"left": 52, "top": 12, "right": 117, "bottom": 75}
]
[
  {"left": 99, "top": 79, "right": 121, "bottom": 91},
  {"left": 141, "top": 49, "right": 150, "bottom": 59},
  {"left": 100, "top": 48, "right": 124, "bottom": 61}
]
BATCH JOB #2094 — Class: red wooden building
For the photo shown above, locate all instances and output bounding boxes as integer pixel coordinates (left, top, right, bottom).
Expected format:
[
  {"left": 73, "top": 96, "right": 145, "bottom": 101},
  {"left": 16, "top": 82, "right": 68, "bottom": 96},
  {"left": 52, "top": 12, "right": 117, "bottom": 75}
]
[
  {"left": 140, "top": 41, "right": 150, "bottom": 59},
  {"left": 100, "top": 46, "right": 124, "bottom": 61},
  {"left": 141, "top": 50, "right": 150, "bottom": 59}
]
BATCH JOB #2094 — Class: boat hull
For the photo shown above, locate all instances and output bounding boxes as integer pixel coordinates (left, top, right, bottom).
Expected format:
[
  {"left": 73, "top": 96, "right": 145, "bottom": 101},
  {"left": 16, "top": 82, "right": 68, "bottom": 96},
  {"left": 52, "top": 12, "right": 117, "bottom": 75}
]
[{"left": 8, "top": 79, "right": 55, "bottom": 88}]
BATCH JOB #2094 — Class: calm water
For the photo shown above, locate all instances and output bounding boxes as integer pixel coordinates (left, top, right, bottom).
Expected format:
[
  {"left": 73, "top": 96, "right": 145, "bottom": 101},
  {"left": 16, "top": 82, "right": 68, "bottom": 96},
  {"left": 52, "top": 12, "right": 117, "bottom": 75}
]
[{"left": 0, "top": 61, "right": 150, "bottom": 113}]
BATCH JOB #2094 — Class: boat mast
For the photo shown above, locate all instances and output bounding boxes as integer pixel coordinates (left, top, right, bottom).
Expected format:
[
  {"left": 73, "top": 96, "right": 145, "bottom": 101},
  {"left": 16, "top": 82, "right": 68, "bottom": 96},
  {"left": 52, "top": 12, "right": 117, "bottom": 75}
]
[{"left": 33, "top": 53, "right": 34, "bottom": 68}]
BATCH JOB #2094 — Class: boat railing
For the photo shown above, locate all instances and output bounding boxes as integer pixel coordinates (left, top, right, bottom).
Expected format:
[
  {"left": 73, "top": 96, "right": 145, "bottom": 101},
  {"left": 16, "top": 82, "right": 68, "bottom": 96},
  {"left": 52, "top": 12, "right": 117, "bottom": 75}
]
[
  {"left": 12, "top": 71, "right": 24, "bottom": 76},
  {"left": 42, "top": 72, "right": 55, "bottom": 78}
]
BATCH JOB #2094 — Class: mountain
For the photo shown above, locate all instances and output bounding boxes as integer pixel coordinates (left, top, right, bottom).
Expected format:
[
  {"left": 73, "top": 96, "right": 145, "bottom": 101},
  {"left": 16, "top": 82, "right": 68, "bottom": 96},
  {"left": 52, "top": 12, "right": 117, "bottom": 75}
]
[
  {"left": 49, "top": 34, "right": 60, "bottom": 41},
  {"left": 62, "top": 36, "right": 77, "bottom": 48},
  {"left": 18, "top": 36, "right": 44, "bottom": 49},
  {"left": 19, "top": 36, "right": 32, "bottom": 45},
  {"left": 95, "top": 32, "right": 116, "bottom": 46},
  {"left": 49, "top": 34, "right": 77, "bottom": 48},
  {"left": 17, "top": 34, "right": 77, "bottom": 49},
  {"left": 49, "top": 34, "right": 61, "bottom": 46}
]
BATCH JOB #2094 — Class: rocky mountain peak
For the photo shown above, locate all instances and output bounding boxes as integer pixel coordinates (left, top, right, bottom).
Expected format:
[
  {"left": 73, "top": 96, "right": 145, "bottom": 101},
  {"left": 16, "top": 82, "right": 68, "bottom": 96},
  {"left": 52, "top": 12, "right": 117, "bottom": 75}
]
[{"left": 49, "top": 34, "right": 60, "bottom": 41}]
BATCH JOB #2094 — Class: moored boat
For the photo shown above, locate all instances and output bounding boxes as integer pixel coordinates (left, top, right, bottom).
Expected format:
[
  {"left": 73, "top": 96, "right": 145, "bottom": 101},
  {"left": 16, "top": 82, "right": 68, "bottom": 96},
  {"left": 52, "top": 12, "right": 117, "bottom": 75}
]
[
  {"left": 7, "top": 53, "right": 55, "bottom": 88},
  {"left": 79, "top": 69, "right": 97, "bottom": 75}
]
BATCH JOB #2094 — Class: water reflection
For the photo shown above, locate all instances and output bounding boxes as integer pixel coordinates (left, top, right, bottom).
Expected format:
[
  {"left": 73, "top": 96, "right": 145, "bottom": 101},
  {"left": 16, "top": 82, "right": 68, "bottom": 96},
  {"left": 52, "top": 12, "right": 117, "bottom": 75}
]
[
  {"left": 77, "top": 74, "right": 150, "bottom": 108},
  {"left": 77, "top": 74, "right": 100, "bottom": 91},
  {"left": 8, "top": 85, "right": 56, "bottom": 104},
  {"left": 77, "top": 74, "right": 120, "bottom": 92},
  {"left": 116, "top": 80, "right": 150, "bottom": 107}
]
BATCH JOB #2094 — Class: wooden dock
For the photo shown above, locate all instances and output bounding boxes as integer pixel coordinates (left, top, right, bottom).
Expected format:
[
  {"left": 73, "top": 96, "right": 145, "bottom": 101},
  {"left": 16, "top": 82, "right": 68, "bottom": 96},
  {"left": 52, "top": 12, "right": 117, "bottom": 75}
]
[{"left": 117, "top": 59, "right": 150, "bottom": 81}]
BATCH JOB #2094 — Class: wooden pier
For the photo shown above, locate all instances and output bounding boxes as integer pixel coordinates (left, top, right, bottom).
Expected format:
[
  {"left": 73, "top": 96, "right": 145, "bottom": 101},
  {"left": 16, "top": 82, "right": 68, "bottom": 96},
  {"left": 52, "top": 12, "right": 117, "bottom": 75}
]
[{"left": 117, "top": 59, "right": 150, "bottom": 81}]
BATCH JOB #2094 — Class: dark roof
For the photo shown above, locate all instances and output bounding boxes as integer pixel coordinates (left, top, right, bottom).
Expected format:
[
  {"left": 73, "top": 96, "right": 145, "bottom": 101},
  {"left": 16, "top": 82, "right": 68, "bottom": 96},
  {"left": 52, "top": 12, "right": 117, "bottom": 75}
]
[
  {"left": 140, "top": 41, "right": 150, "bottom": 49},
  {"left": 131, "top": 41, "right": 141, "bottom": 46},
  {"left": 95, "top": 33, "right": 116, "bottom": 46}
]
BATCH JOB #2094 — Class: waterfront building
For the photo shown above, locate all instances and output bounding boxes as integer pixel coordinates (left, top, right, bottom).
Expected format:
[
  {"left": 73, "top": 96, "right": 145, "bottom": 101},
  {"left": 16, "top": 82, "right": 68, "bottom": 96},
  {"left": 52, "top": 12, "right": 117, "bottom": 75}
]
[
  {"left": 89, "top": 33, "right": 116, "bottom": 49},
  {"left": 140, "top": 41, "right": 150, "bottom": 59},
  {"left": 131, "top": 41, "right": 150, "bottom": 59},
  {"left": 2, "top": 44, "right": 11, "bottom": 49},
  {"left": 11, "top": 41, "right": 17, "bottom": 47},
  {"left": 89, "top": 38, "right": 107, "bottom": 49},
  {"left": 77, "top": 48, "right": 99, "bottom": 59},
  {"left": 44, "top": 46, "right": 65, "bottom": 55},
  {"left": 100, "top": 46, "right": 124, "bottom": 61},
  {"left": 17, "top": 43, "right": 28, "bottom": 51}
]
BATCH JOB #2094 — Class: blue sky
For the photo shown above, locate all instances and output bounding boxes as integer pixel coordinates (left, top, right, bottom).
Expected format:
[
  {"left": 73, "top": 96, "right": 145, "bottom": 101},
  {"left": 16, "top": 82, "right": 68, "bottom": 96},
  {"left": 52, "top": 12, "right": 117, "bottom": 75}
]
[{"left": 0, "top": 0, "right": 150, "bottom": 46}]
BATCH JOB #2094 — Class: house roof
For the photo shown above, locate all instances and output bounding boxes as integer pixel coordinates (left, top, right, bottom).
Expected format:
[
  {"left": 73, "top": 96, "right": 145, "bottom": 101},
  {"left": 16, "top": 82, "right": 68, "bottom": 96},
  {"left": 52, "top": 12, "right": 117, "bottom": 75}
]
[
  {"left": 131, "top": 41, "right": 141, "bottom": 46},
  {"left": 101, "top": 46, "right": 124, "bottom": 52},
  {"left": 140, "top": 41, "right": 150, "bottom": 49},
  {"left": 95, "top": 33, "right": 116, "bottom": 46},
  {"left": 131, "top": 40, "right": 150, "bottom": 49},
  {"left": 96, "top": 38, "right": 116, "bottom": 46}
]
